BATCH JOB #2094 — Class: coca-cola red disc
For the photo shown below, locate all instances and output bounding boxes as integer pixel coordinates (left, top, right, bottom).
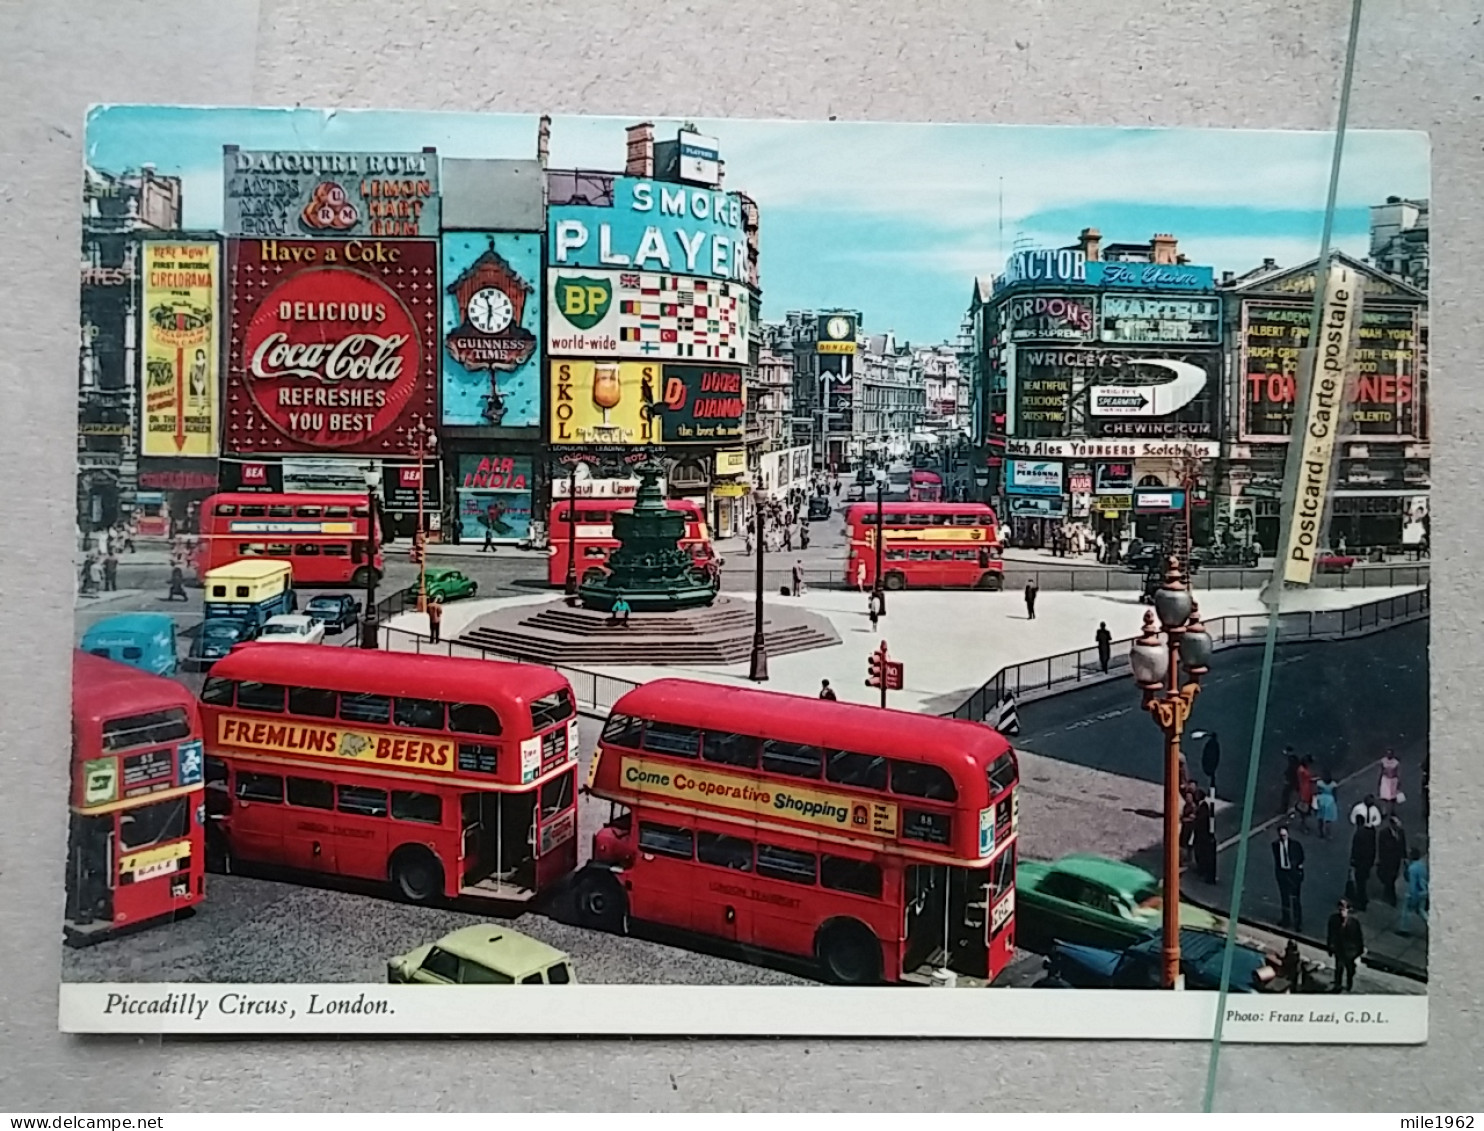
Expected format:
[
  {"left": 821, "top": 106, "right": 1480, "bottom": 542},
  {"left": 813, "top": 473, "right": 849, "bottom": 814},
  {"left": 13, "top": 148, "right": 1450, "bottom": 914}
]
[{"left": 226, "top": 239, "right": 438, "bottom": 454}]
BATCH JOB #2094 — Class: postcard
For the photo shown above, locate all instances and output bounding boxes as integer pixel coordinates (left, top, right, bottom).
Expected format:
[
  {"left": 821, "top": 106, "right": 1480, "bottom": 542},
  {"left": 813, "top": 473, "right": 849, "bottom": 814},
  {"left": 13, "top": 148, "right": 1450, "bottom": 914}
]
[{"left": 63, "top": 107, "right": 1429, "bottom": 1040}]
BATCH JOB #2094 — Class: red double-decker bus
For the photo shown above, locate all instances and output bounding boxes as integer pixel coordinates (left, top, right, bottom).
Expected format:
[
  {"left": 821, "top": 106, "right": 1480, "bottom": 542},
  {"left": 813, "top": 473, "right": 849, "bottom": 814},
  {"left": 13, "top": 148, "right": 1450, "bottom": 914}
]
[
  {"left": 67, "top": 652, "right": 207, "bottom": 944},
  {"left": 547, "top": 497, "right": 714, "bottom": 587},
  {"left": 908, "top": 469, "right": 944, "bottom": 503},
  {"left": 845, "top": 502, "right": 1003, "bottom": 591},
  {"left": 578, "top": 679, "right": 1020, "bottom": 986},
  {"left": 196, "top": 492, "right": 384, "bottom": 587},
  {"left": 197, "top": 645, "right": 580, "bottom": 904}
]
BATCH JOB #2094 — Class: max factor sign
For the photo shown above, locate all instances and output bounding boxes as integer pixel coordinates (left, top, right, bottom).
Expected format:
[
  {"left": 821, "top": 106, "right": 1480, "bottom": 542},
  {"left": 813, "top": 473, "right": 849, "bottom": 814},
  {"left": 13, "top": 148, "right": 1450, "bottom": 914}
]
[{"left": 1283, "top": 267, "right": 1362, "bottom": 585}]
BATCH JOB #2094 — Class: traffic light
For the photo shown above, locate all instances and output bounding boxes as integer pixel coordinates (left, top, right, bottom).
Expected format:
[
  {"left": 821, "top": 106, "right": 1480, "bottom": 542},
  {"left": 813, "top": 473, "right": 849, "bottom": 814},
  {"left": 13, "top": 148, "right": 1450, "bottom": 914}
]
[
  {"left": 866, "top": 645, "right": 885, "bottom": 689},
  {"left": 409, "top": 532, "right": 425, "bottom": 564}
]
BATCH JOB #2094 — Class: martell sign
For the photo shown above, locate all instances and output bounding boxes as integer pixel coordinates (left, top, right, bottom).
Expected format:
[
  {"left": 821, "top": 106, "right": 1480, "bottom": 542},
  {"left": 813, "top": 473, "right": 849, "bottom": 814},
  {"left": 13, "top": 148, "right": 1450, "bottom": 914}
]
[{"left": 226, "top": 239, "right": 438, "bottom": 455}]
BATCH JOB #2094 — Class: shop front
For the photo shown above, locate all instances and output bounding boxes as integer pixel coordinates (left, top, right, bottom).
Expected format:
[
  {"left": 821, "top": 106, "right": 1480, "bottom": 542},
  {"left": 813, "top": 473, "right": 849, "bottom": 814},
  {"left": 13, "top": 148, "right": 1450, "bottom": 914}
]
[{"left": 711, "top": 448, "right": 750, "bottom": 538}]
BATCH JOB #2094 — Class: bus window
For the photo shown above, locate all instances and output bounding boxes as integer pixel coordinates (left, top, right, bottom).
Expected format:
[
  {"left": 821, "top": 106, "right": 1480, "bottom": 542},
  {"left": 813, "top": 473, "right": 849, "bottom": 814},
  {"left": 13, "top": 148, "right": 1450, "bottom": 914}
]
[
  {"left": 296, "top": 506, "right": 324, "bottom": 517},
  {"left": 236, "top": 682, "right": 286, "bottom": 713},
  {"left": 268, "top": 505, "right": 294, "bottom": 518},
  {"left": 286, "top": 777, "right": 335, "bottom": 810},
  {"left": 760, "top": 739, "right": 821, "bottom": 780},
  {"left": 821, "top": 855, "right": 883, "bottom": 899},
  {"left": 294, "top": 544, "right": 321, "bottom": 556},
  {"left": 989, "top": 753, "right": 1018, "bottom": 794},
  {"left": 530, "top": 690, "right": 576, "bottom": 730},
  {"left": 288, "top": 686, "right": 338, "bottom": 718},
  {"left": 201, "top": 677, "right": 235, "bottom": 706},
  {"left": 101, "top": 708, "right": 191, "bottom": 751},
  {"left": 391, "top": 791, "right": 442, "bottom": 824},
  {"left": 325, "top": 505, "right": 351, "bottom": 518},
  {"left": 640, "top": 722, "right": 700, "bottom": 759},
  {"left": 756, "top": 843, "right": 817, "bottom": 885},
  {"left": 540, "top": 770, "right": 575, "bottom": 819},
  {"left": 266, "top": 543, "right": 292, "bottom": 555},
  {"left": 931, "top": 549, "right": 953, "bottom": 561},
  {"left": 449, "top": 702, "right": 501, "bottom": 736},
  {"left": 339, "top": 692, "right": 391, "bottom": 726},
  {"left": 395, "top": 698, "right": 446, "bottom": 731},
  {"left": 236, "top": 771, "right": 283, "bottom": 803},
  {"left": 324, "top": 544, "right": 350, "bottom": 557},
  {"left": 240, "top": 506, "right": 267, "bottom": 518},
  {"left": 890, "top": 760, "right": 958, "bottom": 802},
  {"left": 697, "top": 831, "right": 754, "bottom": 871},
  {"left": 214, "top": 503, "right": 237, "bottom": 516},
  {"left": 600, "top": 713, "right": 644, "bottom": 747},
  {"left": 337, "top": 784, "right": 388, "bottom": 818},
  {"left": 825, "top": 750, "right": 887, "bottom": 791},
  {"left": 701, "top": 731, "right": 758, "bottom": 769},
  {"left": 638, "top": 821, "right": 693, "bottom": 859},
  {"left": 118, "top": 796, "right": 189, "bottom": 850}
]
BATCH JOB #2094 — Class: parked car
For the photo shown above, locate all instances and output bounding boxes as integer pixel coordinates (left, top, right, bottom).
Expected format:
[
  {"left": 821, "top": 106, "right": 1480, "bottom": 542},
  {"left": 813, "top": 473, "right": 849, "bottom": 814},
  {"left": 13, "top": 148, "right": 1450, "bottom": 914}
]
[
  {"left": 423, "top": 566, "right": 478, "bottom": 603},
  {"left": 1016, "top": 853, "right": 1223, "bottom": 951},
  {"left": 187, "top": 618, "right": 257, "bottom": 668},
  {"left": 258, "top": 614, "right": 326, "bottom": 645},
  {"left": 807, "top": 495, "right": 832, "bottom": 521},
  {"left": 1316, "top": 550, "right": 1357, "bottom": 573},
  {"left": 1035, "top": 928, "right": 1279, "bottom": 992},
  {"left": 1123, "top": 540, "right": 1162, "bottom": 572},
  {"left": 304, "top": 593, "right": 362, "bottom": 633},
  {"left": 844, "top": 482, "right": 866, "bottom": 502},
  {"left": 388, "top": 925, "right": 577, "bottom": 985}
]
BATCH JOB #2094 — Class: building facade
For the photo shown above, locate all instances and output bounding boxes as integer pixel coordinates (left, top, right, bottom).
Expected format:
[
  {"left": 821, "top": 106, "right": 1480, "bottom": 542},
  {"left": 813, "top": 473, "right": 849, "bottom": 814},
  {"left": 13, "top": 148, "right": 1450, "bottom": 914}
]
[
  {"left": 780, "top": 308, "right": 862, "bottom": 472},
  {"left": 858, "top": 332, "right": 926, "bottom": 461},
  {"left": 967, "top": 229, "right": 1223, "bottom": 548}
]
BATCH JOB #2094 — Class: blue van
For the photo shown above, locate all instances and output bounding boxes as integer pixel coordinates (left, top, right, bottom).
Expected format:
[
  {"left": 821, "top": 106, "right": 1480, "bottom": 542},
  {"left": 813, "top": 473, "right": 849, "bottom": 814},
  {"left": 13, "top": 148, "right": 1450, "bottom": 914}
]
[{"left": 79, "top": 612, "right": 179, "bottom": 676}]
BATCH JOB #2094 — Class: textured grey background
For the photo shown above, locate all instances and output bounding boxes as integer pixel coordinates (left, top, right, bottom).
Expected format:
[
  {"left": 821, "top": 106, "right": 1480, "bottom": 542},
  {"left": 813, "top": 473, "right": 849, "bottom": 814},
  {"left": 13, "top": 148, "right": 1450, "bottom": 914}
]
[{"left": 1, "top": 0, "right": 1479, "bottom": 1112}]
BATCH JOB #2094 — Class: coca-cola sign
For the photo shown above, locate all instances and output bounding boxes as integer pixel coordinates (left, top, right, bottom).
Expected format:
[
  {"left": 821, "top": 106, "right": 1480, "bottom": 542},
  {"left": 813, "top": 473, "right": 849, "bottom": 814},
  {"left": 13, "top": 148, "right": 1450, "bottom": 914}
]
[{"left": 226, "top": 239, "right": 438, "bottom": 454}]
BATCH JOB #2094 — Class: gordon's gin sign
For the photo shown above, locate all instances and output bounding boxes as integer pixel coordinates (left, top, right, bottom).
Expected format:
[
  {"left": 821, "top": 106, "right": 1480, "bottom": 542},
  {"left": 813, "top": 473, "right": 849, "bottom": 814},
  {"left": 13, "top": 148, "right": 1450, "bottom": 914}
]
[{"left": 226, "top": 239, "right": 438, "bottom": 454}]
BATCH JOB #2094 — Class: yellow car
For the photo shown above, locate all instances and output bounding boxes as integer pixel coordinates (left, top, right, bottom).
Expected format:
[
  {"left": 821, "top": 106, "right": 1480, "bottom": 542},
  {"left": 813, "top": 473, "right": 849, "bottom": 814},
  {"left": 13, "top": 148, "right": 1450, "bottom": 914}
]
[{"left": 387, "top": 925, "right": 577, "bottom": 985}]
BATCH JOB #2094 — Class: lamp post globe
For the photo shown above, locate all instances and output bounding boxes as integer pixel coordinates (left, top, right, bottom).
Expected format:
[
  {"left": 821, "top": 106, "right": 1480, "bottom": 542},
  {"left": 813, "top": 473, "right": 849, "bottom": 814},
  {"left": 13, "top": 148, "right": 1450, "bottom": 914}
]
[
  {"left": 1128, "top": 609, "right": 1170, "bottom": 689},
  {"left": 1180, "top": 602, "right": 1213, "bottom": 676},
  {"left": 1153, "top": 555, "right": 1193, "bottom": 631}
]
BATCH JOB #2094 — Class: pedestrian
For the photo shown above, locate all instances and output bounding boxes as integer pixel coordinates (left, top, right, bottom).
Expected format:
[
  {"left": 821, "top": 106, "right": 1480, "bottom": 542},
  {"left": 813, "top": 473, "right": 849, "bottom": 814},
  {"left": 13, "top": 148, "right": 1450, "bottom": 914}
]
[
  {"left": 799, "top": 524, "right": 810, "bottom": 550},
  {"left": 1377, "top": 749, "right": 1403, "bottom": 816},
  {"left": 1348, "top": 810, "right": 1377, "bottom": 911},
  {"left": 1024, "top": 578, "right": 1038, "bottom": 620},
  {"left": 612, "top": 596, "right": 632, "bottom": 628},
  {"left": 1314, "top": 766, "right": 1340, "bottom": 839},
  {"left": 1396, "top": 849, "right": 1429, "bottom": 934},
  {"left": 856, "top": 560, "right": 867, "bottom": 593},
  {"left": 1095, "top": 621, "right": 1112, "bottom": 673},
  {"left": 783, "top": 525, "right": 792, "bottom": 552},
  {"left": 1193, "top": 786, "right": 1218, "bottom": 884},
  {"left": 1179, "top": 784, "right": 1197, "bottom": 865},
  {"left": 79, "top": 554, "right": 97, "bottom": 596},
  {"left": 1280, "top": 747, "right": 1300, "bottom": 816},
  {"left": 1201, "top": 731, "right": 1222, "bottom": 796},
  {"left": 1375, "top": 815, "right": 1408, "bottom": 906},
  {"left": 868, "top": 591, "right": 880, "bottom": 632},
  {"left": 1296, "top": 755, "right": 1316, "bottom": 832},
  {"left": 1272, "top": 824, "right": 1305, "bottom": 931},
  {"left": 102, "top": 551, "right": 119, "bottom": 592},
  {"left": 166, "top": 564, "right": 188, "bottom": 601},
  {"left": 1349, "top": 793, "right": 1383, "bottom": 830},
  {"left": 744, "top": 530, "right": 753, "bottom": 555},
  {"left": 791, "top": 560, "right": 804, "bottom": 598},
  {"left": 818, "top": 679, "right": 837, "bottom": 701},
  {"left": 1326, "top": 899, "right": 1365, "bottom": 993},
  {"left": 482, "top": 522, "right": 495, "bottom": 552},
  {"left": 427, "top": 597, "right": 443, "bottom": 643}
]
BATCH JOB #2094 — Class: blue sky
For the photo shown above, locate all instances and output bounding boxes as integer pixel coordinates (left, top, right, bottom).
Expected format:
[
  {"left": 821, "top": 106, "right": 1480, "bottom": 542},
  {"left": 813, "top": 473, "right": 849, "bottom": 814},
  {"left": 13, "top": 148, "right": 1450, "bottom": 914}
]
[{"left": 87, "top": 107, "right": 1429, "bottom": 344}]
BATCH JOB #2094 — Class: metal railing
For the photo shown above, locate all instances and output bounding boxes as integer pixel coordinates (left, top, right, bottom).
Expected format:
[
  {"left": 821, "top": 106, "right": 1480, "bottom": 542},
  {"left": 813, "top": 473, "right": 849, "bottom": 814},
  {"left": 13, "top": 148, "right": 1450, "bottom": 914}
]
[{"left": 947, "top": 586, "right": 1430, "bottom": 723}]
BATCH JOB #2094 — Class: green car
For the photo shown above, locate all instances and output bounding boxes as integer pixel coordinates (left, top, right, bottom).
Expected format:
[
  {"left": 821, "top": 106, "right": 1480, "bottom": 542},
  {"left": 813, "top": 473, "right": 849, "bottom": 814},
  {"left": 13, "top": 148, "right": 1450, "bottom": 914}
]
[
  {"left": 387, "top": 925, "right": 577, "bottom": 985},
  {"left": 422, "top": 567, "right": 478, "bottom": 603},
  {"left": 1016, "top": 853, "right": 1223, "bottom": 951}
]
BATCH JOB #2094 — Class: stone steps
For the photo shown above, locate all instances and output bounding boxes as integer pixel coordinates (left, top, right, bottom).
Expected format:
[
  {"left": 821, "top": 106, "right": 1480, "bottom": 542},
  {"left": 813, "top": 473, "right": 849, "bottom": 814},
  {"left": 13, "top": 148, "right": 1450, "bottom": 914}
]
[
  {"left": 456, "top": 622, "right": 836, "bottom": 666},
  {"left": 523, "top": 606, "right": 758, "bottom": 638}
]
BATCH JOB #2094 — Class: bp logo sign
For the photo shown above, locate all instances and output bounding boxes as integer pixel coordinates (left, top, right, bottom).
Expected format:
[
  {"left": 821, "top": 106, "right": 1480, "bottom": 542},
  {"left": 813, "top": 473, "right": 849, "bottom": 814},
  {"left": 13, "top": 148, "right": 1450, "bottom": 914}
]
[{"left": 554, "top": 276, "right": 612, "bottom": 329}]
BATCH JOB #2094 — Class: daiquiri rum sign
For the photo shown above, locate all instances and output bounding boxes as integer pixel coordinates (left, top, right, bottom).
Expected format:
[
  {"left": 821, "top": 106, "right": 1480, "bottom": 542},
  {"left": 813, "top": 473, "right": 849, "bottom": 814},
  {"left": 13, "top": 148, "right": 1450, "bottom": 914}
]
[{"left": 225, "top": 239, "right": 439, "bottom": 455}]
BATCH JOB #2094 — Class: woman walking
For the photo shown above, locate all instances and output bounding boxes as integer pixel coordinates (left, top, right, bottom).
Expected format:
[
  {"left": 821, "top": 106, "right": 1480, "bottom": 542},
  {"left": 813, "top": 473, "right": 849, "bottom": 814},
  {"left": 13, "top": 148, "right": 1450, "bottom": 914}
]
[
  {"left": 1314, "top": 767, "right": 1340, "bottom": 839},
  {"left": 1377, "top": 750, "right": 1403, "bottom": 817},
  {"left": 1296, "top": 755, "right": 1317, "bottom": 833}
]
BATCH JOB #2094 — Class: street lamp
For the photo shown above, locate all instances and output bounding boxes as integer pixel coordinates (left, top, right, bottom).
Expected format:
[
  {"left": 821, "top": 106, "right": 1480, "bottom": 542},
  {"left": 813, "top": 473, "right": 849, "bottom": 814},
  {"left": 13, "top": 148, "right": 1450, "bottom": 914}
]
[
  {"left": 359, "top": 465, "right": 381, "bottom": 649},
  {"left": 563, "top": 463, "right": 579, "bottom": 596},
  {"left": 1128, "top": 555, "right": 1212, "bottom": 989},
  {"left": 872, "top": 469, "right": 888, "bottom": 615},
  {"left": 748, "top": 494, "right": 769, "bottom": 681}
]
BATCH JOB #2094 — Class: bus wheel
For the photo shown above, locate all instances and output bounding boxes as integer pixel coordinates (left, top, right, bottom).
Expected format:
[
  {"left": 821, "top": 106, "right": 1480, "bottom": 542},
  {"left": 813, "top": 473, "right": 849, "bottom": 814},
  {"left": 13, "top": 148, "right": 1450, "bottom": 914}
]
[
  {"left": 573, "top": 870, "right": 627, "bottom": 932},
  {"left": 815, "top": 919, "right": 882, "bottom": 985},
  {"left": 390, "top": 847, "right": 443, "bottom": 903},
  {"left": 351, "top": 566, "right": 374, "bottom": 588},
  {"left": 976, "top": 572, "right": 1004, "bottom": 592},
  {"left": 883, "top": 572, "right": 906, "bottom": 591}
]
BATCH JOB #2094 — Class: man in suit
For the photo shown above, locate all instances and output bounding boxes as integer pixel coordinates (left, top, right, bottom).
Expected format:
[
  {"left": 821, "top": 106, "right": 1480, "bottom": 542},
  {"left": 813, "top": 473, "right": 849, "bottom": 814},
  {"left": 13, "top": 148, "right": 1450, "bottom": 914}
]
[
  {"left": 1325, "top": 899, "right": 1365, "bottom": 993},
  {"left": 1272, "top": 824, "right": 1306, "bottom": 931}
]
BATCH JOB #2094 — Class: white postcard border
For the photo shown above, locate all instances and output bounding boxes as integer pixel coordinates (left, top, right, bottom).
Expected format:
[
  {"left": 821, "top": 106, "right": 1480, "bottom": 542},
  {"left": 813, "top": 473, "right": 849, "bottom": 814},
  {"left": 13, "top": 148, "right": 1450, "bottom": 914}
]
[{"left": 60, "top": 983, "right": 1426, "bottom": 1044}]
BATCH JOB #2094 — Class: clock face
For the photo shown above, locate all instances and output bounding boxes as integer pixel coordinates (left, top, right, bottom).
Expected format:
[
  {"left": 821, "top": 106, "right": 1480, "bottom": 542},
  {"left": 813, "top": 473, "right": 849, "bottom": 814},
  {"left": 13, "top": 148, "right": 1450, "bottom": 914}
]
[
  {"left": 468, "top": 286, "right": 514, "bottom": 335},
  {"left": 826, "top": 316, "right": 851, "bottom": 340}
]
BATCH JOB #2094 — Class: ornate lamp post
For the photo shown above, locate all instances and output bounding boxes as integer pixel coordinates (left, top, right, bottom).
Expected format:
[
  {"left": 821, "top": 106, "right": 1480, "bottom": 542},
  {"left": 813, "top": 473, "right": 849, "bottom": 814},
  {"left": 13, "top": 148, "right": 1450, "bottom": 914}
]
[
  {"left": 872, "top": 469, "right": 887, "bottom": 615},
  {"left": 359, "top": 465, "right": 381, "bottom": 650},
  {"left": 748, "top": 494, "right": 768, "bottom": 681},
  {"left": 1128, "top": 555, "right": 1213, "bottom": 989},
  {"left": 563, "top": 463, "right": 579, "bottom": 596}
]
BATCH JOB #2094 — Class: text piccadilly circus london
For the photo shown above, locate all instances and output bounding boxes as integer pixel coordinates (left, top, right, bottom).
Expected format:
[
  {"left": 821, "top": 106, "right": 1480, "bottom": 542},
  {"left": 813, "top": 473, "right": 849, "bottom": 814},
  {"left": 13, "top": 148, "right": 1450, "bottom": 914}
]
[{"left": 1283, "top": 268, "right": 1360, "bottom": 584}]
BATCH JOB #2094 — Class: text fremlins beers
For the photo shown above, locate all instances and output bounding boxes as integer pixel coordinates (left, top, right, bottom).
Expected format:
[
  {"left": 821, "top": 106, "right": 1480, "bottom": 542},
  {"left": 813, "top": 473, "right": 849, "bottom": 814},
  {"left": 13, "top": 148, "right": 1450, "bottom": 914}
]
[{"left": 230, "top": 238, "right": 436, "bottom": 452}]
